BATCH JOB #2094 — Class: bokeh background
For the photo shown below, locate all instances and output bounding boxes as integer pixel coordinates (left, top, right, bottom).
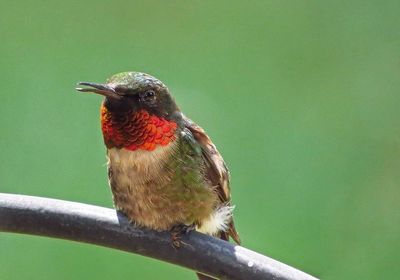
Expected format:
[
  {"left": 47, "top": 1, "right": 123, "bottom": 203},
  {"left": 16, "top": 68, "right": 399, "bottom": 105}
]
[{"left": 1, "top": 1, "right": 399, "bottom": 279}]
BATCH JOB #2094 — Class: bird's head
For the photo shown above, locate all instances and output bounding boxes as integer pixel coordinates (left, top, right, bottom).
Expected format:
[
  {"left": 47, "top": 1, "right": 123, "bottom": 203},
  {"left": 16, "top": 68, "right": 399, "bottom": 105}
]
[{"left": 76, "top": 72, "right": 180, "bottom": 119}]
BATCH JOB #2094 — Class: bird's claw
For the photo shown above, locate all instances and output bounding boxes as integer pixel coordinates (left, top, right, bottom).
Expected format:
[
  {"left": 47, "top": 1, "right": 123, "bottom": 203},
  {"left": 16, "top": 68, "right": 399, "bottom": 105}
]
[{"left": 170, "top": 224, "right": 195, "bottom": 249}]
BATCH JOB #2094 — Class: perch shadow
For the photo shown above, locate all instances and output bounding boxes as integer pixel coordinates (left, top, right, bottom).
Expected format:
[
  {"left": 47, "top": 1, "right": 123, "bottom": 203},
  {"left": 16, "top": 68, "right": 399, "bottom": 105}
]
[{"left": 0, "top": 193, "right": 318, "bottom": 280}]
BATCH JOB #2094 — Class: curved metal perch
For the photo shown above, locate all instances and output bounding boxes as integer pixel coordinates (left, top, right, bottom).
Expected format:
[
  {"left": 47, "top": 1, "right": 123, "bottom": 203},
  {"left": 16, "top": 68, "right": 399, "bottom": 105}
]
[{"left": 0, "top": 193, "right": 318, "bottom": 280}]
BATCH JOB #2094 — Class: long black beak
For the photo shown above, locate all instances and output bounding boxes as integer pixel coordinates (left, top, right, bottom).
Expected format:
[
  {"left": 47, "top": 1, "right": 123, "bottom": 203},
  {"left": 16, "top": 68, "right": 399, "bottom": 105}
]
[{"left": 76, "top": 82, "right": 121, "bottom": 99}]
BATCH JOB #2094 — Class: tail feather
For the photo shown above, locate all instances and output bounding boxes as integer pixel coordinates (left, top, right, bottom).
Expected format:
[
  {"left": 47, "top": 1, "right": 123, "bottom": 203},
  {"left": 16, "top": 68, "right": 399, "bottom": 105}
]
[{"left": 227, "top": 220, "right": 241, "bottom": 244}]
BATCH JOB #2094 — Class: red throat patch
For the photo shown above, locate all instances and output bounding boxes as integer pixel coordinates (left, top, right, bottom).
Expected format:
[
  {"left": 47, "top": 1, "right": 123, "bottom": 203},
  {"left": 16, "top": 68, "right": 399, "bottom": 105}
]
[{"left": 101, "top": 105, "right": 178, "bottom": 151}]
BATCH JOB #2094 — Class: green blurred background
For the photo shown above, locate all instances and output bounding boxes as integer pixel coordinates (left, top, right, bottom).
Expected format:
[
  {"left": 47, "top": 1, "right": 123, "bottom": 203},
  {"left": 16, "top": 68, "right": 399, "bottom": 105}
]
[{"left": 1, "top": 1, "right": 399, "bottom": 279}]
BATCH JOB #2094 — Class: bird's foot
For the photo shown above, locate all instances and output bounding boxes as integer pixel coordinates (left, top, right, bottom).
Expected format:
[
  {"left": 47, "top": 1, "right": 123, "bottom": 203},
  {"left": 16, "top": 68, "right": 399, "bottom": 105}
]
[{"left": 170, "top": 224, "right": 195, "bottom": 249}]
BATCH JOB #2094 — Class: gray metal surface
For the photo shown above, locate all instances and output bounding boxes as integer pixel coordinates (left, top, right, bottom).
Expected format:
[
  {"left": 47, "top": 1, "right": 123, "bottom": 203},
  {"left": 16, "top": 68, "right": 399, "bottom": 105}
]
[{"left": 0, "top": 193, "right": 319, "bottom": 280}]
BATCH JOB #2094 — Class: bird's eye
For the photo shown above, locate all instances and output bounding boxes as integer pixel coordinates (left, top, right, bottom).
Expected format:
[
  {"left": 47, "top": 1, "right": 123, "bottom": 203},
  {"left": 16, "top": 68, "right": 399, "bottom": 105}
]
[
  {"left": 145, "top": 90, "right": 155, "bottom": 99},
  {"left": 139, "top": 90, "right": 156, "bottom": 103}
]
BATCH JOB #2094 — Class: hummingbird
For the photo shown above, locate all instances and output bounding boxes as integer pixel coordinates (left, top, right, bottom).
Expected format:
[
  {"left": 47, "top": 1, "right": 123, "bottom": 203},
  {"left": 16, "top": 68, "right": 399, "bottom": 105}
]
[{"left": 76, "top": 72, "right": 240, "bottom": 278}]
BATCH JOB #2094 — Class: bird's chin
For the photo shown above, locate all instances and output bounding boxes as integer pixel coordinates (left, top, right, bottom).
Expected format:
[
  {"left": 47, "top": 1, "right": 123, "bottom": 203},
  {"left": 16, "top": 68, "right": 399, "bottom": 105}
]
[{"left": 103, "top": 97, "right": 135, "bottom": 113}]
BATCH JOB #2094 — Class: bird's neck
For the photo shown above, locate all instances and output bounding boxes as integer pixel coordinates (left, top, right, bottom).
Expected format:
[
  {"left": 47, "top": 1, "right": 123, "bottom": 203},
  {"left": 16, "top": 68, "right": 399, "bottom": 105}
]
[{"left": 100, "top": 104, "right": 178, "bottom": 151}]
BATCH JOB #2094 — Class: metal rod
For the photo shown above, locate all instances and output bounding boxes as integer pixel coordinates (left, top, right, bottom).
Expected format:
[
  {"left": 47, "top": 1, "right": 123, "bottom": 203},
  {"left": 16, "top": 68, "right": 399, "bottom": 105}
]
[{"left": 0, "top": 193, "right": 318, "bottom": 280}]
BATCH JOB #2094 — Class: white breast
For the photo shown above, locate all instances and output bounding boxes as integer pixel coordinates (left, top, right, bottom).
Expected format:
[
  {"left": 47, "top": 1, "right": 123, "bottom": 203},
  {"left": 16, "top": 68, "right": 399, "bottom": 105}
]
[{"left": 107, "top": 143, "right": 177, "bottom": 189}]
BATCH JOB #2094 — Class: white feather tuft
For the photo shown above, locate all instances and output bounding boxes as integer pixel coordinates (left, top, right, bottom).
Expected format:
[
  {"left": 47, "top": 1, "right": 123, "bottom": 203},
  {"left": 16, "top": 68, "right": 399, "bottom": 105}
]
[{"left": 197, "top": 205, "right": 235, "bottom": 235}]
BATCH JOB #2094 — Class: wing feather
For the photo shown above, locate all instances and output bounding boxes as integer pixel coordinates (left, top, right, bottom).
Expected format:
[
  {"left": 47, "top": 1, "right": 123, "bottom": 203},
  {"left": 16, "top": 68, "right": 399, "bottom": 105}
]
[{"left": 183, "top": 116, "right": 240, "bottom": 244}]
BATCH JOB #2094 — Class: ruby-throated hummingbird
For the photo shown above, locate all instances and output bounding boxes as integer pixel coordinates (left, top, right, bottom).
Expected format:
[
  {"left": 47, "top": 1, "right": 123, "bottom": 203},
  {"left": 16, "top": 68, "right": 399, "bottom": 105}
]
[{"left": 76, "top": 72, "right": 240, "bottom": 279}]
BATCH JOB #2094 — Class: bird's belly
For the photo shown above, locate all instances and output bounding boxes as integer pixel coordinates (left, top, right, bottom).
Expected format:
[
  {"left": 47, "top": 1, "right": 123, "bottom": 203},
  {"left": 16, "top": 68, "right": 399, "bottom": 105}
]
[{"left": 107, "top": 146, "right": 218, "bottom": 231}]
